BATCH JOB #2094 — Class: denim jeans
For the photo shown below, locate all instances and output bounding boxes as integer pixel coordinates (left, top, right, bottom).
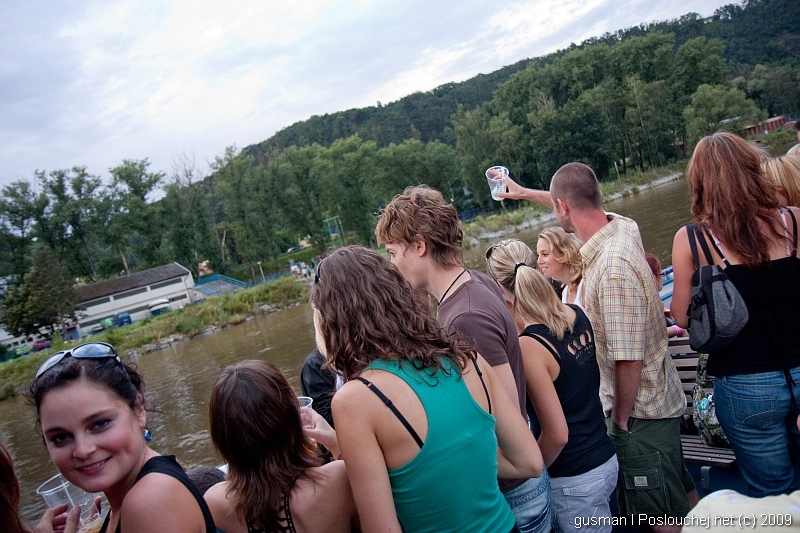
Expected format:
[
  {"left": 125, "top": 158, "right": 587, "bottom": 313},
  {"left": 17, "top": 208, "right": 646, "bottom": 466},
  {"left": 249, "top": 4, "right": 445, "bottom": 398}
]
[
  {"left": 715, "top": 367, "right": 800, "bottom": 497},
  {"left": 503, "top": 466, "right": 552, "bottom": 533},
  {"left": 550, "top": 455, "right": 618, "bottom": 533}
]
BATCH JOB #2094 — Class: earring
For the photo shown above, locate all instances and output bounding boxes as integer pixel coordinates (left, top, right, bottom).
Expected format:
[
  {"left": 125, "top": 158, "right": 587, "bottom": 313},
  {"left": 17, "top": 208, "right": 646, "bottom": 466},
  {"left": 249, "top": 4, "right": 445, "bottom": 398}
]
[{"left": 143, "top": 428, "right": 153, "bottom": 442}]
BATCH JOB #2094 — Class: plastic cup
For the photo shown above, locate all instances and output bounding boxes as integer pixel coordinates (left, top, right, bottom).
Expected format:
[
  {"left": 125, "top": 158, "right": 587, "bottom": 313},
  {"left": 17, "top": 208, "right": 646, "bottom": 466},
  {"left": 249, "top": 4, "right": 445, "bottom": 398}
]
[
  {"left": 36, "top": 473, "right": 100, "bottom": 524},
  {"left": 486, "top": 166, "right": 509, "bottom": 201},
  {"left": 297, "top": 396, "right": 313, "bottom": 429}
]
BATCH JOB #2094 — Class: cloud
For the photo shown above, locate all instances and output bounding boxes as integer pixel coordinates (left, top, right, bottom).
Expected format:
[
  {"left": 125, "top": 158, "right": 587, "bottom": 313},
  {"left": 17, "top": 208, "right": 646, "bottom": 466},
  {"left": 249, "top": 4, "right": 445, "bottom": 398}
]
[{"left": 0, "top": 0, "right": 734, "bottom": 187}]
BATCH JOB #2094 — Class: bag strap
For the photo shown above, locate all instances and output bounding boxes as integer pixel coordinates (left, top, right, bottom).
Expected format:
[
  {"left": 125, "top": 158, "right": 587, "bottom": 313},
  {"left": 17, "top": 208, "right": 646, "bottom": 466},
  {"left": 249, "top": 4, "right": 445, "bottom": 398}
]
[
  {"left": 355, "top": 376, "right": 424, "bottom": 448},
  {"left": 701, "top": 226, "right": 731, "bottom": 267},
  {"left": 687, "top": 224, "right": 702, "bottom": 271}
]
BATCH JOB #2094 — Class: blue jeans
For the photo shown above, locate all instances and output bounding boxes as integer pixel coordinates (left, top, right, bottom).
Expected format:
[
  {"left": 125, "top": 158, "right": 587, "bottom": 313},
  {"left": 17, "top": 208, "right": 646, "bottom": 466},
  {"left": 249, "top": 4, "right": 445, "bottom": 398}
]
[
  {"left": 503, "top": 466, "right": 552, "bottom": 533},
  {"left": 715, "top": 367, "right": 800, "bottom": 497},
  {"left": 550, "top": 455, "right": 618, "bottom": 533}
]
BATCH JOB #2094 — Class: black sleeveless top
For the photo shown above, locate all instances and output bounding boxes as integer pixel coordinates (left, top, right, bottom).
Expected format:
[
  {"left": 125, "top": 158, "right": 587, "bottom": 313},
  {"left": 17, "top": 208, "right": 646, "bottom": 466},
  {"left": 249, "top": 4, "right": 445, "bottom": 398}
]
[
  {"left": 521, "top": 305, "right": 616, "bottom": 478},
  {"left": 99, "top": 455, "right": 217, "bottom": 533},
  {"left": 245, "top": 491, "right": 296, "bottom": 533},
  {"left": 707, "top": 210, "right": 800, "bottom": 377}
]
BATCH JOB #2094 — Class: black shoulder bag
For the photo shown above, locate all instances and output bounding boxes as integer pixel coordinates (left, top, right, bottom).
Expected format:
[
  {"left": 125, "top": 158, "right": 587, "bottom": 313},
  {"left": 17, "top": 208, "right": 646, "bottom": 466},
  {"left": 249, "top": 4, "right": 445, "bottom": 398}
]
[{"left": 686, "top": 224, "right": 749, "bottom": 353}]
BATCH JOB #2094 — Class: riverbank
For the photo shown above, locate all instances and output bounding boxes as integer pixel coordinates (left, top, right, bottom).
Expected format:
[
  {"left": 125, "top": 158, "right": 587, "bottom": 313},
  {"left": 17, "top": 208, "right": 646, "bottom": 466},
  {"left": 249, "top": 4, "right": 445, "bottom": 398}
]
[
  {"left": 0, "top": 276, "right": 309, "bottom": 401},
  {"left": 462, "top": 161, "right": 687, "bottom": 246}
]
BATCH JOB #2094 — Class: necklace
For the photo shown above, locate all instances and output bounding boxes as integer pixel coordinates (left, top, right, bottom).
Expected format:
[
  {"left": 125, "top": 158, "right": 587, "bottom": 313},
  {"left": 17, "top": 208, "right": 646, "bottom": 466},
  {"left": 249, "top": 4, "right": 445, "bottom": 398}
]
[{"left": 439, "top": 268, "right": 467, "bottom": 303}]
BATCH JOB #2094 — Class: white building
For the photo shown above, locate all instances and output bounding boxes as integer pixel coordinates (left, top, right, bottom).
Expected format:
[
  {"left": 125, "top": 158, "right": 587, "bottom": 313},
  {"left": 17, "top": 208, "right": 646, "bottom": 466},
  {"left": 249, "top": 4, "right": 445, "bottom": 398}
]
[{"left": 75, "top": 262, "right": 194, "bottom": 336}]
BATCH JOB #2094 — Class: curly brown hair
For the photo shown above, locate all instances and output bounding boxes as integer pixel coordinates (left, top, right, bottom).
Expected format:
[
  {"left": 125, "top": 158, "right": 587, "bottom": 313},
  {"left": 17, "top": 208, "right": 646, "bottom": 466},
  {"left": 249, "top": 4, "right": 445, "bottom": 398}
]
[
  {"left": 374, "top": 185, "right": 464, "bottom": 269},
  {"left": 310, "top": 246, "right": 474, "bottom": 381},
  {"left": 687, "top": 132, "right": 784, "bottom": 267}
]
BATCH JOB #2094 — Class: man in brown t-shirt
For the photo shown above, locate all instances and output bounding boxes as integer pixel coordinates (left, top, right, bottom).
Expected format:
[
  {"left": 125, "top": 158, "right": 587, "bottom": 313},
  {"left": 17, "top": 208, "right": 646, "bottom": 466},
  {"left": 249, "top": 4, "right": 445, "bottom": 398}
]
[{"left": 375, "top": 185, "right": 552, "bottom": 532}]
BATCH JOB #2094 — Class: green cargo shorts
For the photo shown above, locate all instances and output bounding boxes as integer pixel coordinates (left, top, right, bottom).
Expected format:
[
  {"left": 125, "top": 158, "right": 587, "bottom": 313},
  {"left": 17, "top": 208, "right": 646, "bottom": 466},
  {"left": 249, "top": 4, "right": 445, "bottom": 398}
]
[{"left": 606, "top": 416, "right": 695, "bottom": 518}]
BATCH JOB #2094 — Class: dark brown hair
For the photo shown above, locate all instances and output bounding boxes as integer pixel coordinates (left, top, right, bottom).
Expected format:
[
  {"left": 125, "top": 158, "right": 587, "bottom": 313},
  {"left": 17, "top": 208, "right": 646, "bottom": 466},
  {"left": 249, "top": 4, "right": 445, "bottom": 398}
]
[
  {"left": 375, "top": 185, "right": 464, "bottom": 269},
  {"left": 687, "top": 132, "right": 783, "bottom": 267},
  {"left": 0, "top": 443, "right": 29, "bottom": 533},
  {"left": 209, "top": 360, "right": 320, "bottom": 531},
  {"left": 550, "top": 163, "right": 603, "bottom": 211},
  {"left": 310, "top": 246, "right": 474, "bottom": 381}
]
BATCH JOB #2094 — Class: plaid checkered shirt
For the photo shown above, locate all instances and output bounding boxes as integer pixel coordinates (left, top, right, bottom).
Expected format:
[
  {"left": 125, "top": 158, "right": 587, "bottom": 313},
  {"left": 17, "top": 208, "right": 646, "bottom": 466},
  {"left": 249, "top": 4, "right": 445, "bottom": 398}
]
[{"left": 580, "top": 213, "right": 685, "bottom": 419}]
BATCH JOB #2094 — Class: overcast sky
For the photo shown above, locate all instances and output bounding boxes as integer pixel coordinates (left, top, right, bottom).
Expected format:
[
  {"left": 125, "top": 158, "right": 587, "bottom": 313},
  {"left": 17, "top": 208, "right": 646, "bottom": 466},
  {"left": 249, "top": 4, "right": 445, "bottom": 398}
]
[{"left": 1, "top": 0, "right": 734, "bottom": 190}]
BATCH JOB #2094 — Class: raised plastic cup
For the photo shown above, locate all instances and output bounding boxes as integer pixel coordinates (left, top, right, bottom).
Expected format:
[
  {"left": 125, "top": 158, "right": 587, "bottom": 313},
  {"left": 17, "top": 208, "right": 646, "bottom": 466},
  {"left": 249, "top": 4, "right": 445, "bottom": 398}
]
[
  {"left": 486, "top": 166, "right": 509, "bottom": 201},
  {"left": 297, "top": 396, "right": 314, "bottom": 429},
  {"left": 36, "top": 473, "right": 100, "bottom": 524}
]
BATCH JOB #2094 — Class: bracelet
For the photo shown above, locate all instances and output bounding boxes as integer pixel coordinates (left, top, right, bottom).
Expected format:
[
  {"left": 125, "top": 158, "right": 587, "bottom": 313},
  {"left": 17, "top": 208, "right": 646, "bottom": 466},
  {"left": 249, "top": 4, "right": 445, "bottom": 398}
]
[{"left": 674, "top": 325, "right": 682, "bottom": 336}]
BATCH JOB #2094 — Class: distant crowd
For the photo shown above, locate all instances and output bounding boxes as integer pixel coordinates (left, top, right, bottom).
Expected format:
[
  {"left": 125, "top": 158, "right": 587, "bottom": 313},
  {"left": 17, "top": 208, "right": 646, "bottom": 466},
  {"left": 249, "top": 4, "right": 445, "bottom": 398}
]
[{"left": 4, "top": 127, "right": 800, "bottom": 533}]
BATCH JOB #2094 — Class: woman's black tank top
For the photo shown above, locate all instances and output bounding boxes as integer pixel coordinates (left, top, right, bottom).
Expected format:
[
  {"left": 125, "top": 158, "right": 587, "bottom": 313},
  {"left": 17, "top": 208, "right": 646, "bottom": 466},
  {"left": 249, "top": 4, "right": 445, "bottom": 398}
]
[
  {"left": 99, "top": 455, "right": 217, "bottom": 533},
  {"left": 707, "top": 210, "right": 800, "bottom": 376},
  {"left": 521, "top": 305, "right": 616, "bottom": 478}
]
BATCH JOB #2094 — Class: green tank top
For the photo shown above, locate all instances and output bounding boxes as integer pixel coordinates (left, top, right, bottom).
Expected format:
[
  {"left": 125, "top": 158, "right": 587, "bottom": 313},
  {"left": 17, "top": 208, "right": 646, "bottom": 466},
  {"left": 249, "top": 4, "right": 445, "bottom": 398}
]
[{"left": 364, "top": 358, "right": 515, "bottom": 533}]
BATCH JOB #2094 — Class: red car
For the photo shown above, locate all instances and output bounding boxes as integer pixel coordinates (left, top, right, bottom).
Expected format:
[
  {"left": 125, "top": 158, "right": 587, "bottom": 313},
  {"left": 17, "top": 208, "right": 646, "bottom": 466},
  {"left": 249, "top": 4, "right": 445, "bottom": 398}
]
[{"left": 32, "top": 339, "right": 52, "bottom": 352}]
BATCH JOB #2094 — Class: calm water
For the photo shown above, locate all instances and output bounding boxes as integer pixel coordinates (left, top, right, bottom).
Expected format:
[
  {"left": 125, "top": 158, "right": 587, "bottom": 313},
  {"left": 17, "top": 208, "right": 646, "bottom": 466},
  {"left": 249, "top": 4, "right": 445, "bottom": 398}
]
[{"left": 3, "top": 177, "right": 692, "bottom": 523}]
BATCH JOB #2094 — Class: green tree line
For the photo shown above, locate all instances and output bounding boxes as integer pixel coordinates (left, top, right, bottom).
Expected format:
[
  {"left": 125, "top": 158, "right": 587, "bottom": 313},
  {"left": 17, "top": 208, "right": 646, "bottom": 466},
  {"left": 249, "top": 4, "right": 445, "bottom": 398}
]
[{"left": 1, "top": 0, "right": 798, "bottom": 339}]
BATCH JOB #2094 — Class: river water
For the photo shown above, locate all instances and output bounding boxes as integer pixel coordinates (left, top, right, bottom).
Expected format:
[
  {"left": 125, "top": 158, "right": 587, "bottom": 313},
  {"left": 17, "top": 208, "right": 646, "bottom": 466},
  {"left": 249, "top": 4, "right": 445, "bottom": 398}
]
[{"left": 3, "top": 176, "right": 692, "bottom": 523}]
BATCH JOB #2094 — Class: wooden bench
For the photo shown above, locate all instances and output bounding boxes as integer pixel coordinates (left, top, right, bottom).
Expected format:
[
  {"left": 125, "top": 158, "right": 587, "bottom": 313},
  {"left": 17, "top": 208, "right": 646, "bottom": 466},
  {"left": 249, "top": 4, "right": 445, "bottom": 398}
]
[
  {"left": 668, "top": 337, "right": 699, "bottom": 418},
  {"left": 668, "top": 338, "right": 743, "bottom": 493}
]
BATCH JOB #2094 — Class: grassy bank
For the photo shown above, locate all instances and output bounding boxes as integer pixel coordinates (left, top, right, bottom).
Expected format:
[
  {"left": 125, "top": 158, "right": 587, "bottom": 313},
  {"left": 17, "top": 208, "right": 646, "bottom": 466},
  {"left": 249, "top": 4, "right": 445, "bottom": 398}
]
[
  {"left": 462, "top": 161, "right": 688, "bottom": 244},
  {"left": 0, "top": 276, "right": 309, "bottom": 401}
]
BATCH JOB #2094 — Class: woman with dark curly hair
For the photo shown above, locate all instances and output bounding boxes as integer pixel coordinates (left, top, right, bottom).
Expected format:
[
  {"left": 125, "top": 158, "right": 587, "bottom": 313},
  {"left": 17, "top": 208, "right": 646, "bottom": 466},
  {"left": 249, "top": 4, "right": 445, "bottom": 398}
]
[
  {"left": 204, "top": 360, "right": 357, "bottom": 533},
  {"left": 306, "top": 246, "right": 541, "bottom": 533},
  {"left": 671, "top": 132, "right": 800, "bottom": 496}
]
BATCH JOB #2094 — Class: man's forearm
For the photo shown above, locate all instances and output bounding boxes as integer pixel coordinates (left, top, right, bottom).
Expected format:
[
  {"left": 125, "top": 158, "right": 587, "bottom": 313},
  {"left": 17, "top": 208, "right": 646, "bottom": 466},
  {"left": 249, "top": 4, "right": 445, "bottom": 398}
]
[
  {"left": 524, "top": 189, "right": 554, "bottom": 209},
  {"left": 612, "top": 359, "right": 643, "bottom": 431}
]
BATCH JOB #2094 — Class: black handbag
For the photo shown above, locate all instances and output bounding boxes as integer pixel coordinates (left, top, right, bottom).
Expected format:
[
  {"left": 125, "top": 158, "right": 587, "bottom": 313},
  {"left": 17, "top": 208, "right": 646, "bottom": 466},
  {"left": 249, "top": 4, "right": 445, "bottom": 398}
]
[{"left": 686, "top": 224, "right": 749, "bottom": 353}]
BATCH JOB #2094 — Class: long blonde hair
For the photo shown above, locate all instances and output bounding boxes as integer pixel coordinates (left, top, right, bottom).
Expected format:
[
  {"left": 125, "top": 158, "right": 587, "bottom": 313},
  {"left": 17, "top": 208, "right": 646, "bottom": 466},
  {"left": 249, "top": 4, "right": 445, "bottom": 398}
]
[
  {"left": 486, "top": 239, "right": 572, "bottom": 340},
  {"left": 762, "top": 155, "right": 800, "bottom": 208},
  {"left": 538, "top": 227, "right": 582, "bottom": 288}
]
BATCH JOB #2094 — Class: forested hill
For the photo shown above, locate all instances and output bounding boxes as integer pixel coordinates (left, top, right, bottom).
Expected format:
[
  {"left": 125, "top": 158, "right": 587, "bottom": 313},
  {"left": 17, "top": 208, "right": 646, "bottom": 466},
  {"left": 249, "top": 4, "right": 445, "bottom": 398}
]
[
  {"left": 242, "top": 59, "right": 532, "bottom": 162},
  {"left": 243, "top": 0, "right": 799, "bottom": 162}
]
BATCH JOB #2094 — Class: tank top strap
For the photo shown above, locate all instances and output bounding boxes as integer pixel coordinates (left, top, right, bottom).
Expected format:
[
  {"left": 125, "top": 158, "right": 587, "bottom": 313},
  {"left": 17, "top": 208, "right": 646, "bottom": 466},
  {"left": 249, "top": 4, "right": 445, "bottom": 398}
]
[
  {"left": 521, "top": 331, "right": 561, "bottom": 362},
  {"left": 355, "top": 376, "right": 424, "bottom": 448}
]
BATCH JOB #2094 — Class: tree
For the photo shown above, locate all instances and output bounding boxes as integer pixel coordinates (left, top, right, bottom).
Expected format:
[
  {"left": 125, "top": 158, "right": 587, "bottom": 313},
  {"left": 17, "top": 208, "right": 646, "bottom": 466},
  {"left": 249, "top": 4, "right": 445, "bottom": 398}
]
[
  {"left": 683, "top": 84, "right": 766, "bottom": 143},
  {"left": 0, "top": 180, "right": 38, "bottom": 281},
  {"left": 162, "top": 154, "right": 216, "bottom": 277},
  {"left": 2, "top": 247, "right": 76, "bottom": 337},
  {"left": 103, "top": 159, "right": 166, "bottom": 274},
  {"left": 672, "top": 37, "right": 728, "bottom": 99},
  {"left": 529, "top": 99, "right": 617, "bottom": 182}
]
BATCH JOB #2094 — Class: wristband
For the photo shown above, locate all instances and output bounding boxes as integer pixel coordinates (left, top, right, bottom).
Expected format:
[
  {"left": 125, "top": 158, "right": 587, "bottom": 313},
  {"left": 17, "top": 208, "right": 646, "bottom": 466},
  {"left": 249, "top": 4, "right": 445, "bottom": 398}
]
[{"left": 674, "top": 325, "right": 681, "bottom": 336}]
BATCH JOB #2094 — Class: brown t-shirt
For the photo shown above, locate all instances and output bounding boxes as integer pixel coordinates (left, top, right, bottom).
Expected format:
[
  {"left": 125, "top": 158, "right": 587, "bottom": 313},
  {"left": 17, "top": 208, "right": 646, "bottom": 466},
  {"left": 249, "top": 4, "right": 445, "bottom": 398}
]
[{"left": 437, "top": 270, "right": 527, "bottom": 492}]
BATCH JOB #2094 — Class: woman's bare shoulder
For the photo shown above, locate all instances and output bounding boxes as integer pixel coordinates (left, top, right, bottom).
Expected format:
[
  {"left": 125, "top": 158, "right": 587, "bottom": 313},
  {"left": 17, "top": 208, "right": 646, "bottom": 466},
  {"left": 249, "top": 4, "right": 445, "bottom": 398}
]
[
  {"left": 292, "top": 462, "right": 355, "bottom": 533},
  {"left": 121, "top": 472, "right": 207, "bottom": 532}
]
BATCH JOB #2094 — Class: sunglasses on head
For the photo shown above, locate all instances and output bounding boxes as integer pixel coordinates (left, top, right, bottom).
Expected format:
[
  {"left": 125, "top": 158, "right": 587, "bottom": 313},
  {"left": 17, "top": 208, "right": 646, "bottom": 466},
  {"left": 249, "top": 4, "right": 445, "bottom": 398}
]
[
  {"left": 484, "top": 239, "right": 516, "bottom": 260},
  {"left": 34, "top": 342, "right": 120, "bottom": 381},
  {"left": 314, "top": 258, "right": 324, "bottom": 284}
]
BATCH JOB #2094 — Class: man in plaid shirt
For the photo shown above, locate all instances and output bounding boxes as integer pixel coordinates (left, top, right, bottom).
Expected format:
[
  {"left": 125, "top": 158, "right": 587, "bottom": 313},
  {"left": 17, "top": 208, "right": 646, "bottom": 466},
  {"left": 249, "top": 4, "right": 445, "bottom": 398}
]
[{"left": 501, "top": 163, "right": 698, "bottom": 531}]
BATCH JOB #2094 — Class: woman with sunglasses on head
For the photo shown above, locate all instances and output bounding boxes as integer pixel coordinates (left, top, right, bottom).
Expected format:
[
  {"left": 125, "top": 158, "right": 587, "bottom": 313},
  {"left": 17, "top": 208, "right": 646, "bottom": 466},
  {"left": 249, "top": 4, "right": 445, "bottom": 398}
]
[
  {"left": 204, "top": 359, "right": 357, "bottom": 533},
  {"left": 307, "top": 246, "right": 541, "bottom": 533},
  {"left": 536, "top": 228, "right": 584, "bottom": 307},
  {"left": 486, "top": 239, "right": 617, "bottom": 533},
  {"left": 24, "top": 342, "right": 216, "bottom": 533}
]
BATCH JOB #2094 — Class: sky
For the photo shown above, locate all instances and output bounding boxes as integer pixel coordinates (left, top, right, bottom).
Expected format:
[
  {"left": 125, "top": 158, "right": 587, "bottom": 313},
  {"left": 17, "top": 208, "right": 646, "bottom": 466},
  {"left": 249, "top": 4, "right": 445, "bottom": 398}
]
[{"left": 1, "top": 0, "right": 735, "bottom": 190}]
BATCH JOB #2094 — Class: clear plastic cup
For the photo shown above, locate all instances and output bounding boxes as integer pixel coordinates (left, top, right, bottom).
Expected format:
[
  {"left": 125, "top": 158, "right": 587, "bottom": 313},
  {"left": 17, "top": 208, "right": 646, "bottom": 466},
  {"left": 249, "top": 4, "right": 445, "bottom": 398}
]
[
  {"left": 36, "top": 473, "right": 100, "bottom": 525},
  {"left": 486, "top": 166, "right": 509, "bottom": 201},
  {"left": 297, "top": 396, "right": 314, "bottom": 429}
]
